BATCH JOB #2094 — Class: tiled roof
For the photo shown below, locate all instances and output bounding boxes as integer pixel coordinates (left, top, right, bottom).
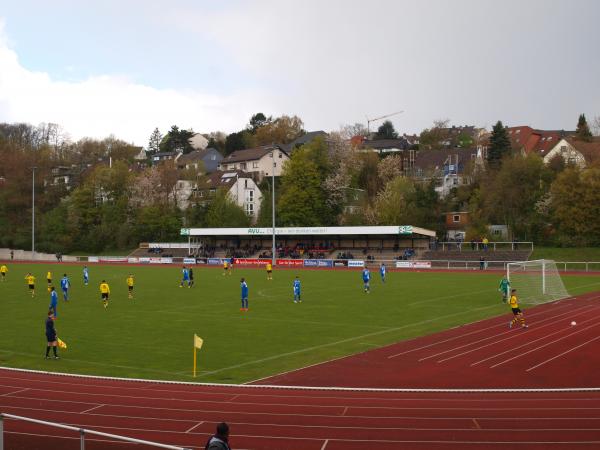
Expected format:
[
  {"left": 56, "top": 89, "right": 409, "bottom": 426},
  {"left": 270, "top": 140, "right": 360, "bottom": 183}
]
[
  {"left": 177, "top": 148, "right": 221, "bottom": 164},
  {"left": 200, "top": 170, "right": 251, "bottom": 189},
  {"left": 413, "top": 148, "right": 478, "bottom": 174},
  {"left": 221, "top": 145, "right": 284, "bottom": 164},
  {"left": 507, "top": 126, "right": 575, "bottom": 156},
  {"left": 564, "top": 137, "right": 600, "bottom": 164}
]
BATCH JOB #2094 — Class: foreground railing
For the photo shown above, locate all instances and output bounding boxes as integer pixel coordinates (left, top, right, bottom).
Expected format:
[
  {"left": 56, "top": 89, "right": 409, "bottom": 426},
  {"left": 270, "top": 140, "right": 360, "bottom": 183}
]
[{"left": 0, "top": 412, "right": 190, "bottom": 450}]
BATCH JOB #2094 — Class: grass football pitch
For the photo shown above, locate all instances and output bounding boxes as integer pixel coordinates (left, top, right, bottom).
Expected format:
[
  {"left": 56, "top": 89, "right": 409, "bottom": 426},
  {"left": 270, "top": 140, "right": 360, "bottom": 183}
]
[{"left": 1, "top": 263, "right": 599, "bottom": 384}]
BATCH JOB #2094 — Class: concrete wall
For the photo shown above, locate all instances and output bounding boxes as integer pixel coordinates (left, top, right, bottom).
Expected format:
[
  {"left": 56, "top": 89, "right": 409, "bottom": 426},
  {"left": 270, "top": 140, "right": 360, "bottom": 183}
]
[{"left": 0, "top": 248, "right": 77, "bottom": 262}]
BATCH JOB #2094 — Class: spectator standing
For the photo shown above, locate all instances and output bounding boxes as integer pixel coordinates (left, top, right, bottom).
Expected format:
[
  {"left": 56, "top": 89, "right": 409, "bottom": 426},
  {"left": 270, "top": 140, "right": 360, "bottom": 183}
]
[
  {"left": 470, "top": 239, "right": 475, "bottom": 251},
  {"left": 205, "top": 422, "right": 231, "bottom": 450},
  {"left": 482, "top": 236, "right": 489, "bottom": 251},
  {"left": 10, "top": 250, "right": 14, "bottom": 260},
  {"left": 479, "top": 256, "right": 485, "bottom": 270}
]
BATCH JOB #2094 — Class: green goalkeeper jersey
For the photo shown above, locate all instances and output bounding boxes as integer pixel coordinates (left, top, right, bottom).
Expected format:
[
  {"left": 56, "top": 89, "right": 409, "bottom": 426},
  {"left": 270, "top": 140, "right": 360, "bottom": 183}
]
[{"left": 499, "top": 278, "right": 510, "bottom": 291}]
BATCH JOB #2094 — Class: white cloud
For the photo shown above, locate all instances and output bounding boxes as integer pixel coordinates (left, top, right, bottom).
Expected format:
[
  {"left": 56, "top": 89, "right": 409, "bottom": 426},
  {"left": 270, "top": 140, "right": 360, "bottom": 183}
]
[{"left": 0, "top": 19, "right": 268, "bottom": 145}]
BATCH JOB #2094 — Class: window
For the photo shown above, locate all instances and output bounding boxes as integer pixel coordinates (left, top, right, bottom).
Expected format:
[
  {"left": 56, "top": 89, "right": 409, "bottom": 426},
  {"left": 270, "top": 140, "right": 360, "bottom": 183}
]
[
  {"left": 561, "top": 145, "right": 567, "bottom": 153},
  {"left": 228, "top": 164, "right": 235, "bottom": 170},
  {"left": 493, "top": 229, "right": 501, "bottom": 235},
  {"left": 211, "top": 155, "right": 216, "bottom": 161},
  {"left": 245, "top": 203, "right": 254, "bottom": 215},
  {"left": 244, "top": 179, "right": 248, "bottom": 188},
  {"left": 246, "top": 190, "right": 254, "bottom": 202},
  {"left": 516, "top": 129, "right": 521, "bottom": 134},
  {"left": 252, "top": 162, "right": 259, "bottom": 169},
  {"left": 241, "top": 162, "right": 247, "bottom": 170},
  {"left": 278, "top": 153, "right": 282, "bottom": 158},
  {"left": 453, "top": 215, "right": 460, "bottom": 223}
]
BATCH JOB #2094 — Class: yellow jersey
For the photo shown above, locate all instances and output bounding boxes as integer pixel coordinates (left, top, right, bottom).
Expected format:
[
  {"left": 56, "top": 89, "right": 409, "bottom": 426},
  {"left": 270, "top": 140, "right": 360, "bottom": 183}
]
[
  {"left": 126, "top": 276, "right": 134, "bottom": 287},
  {"left": 100, "top": 282, "right": 110, "bottom": 294},
  {"left": 0, "top": 265, "right": 7, "bottom": 274},
  {"left": 25, "top": 275, "right": 35, "bottom": 285},
  {"left": 47, "top": 272, "right": 52, "bottom": 280},
  {"left": 509, "top": 295, "right": 519, "bottom": 309},
  {"left": 266, "top": 263, "right": 272, "bottom": 271},
  {"left": 223, "top": 261, "right": 229, "bottom": 269}
]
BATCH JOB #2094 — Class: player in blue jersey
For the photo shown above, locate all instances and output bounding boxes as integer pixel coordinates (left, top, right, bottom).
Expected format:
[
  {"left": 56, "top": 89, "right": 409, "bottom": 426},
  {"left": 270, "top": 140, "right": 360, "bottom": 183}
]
[
  {"left": 293, "top": 276, "right": 302, "bottom": 303},
  {"left": 240, "top": 278, "right": 249, "bottom": 311},
  {"left": 362, "top": 267, "right": 371, "bottom": 293},
  {"left": 180, "top": 266, "right": 191, "bottom": 287},
  {"left": 379, "top": 263, "right": 386, "bottom": 283},
  {"left": 60, "top": 274, "right": 70, "bottom": 301},
  {"left": 49, "top": 286, "right": 59, "bottom": 317},
  {"left": 83, "top": 266, "right": 89, "bottom": 286}
]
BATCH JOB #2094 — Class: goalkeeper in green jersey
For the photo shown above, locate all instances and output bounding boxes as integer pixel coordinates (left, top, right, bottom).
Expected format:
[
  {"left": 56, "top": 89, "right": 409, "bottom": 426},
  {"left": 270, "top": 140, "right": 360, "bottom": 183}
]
[{"left": 499, "top": 277, "right": 511, "bottom": 303}]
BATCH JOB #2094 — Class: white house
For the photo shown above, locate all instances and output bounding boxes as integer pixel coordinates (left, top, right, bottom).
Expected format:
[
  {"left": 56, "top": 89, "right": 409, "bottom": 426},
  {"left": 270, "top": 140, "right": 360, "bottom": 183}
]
[
  {"left": 196, "top": 171, "right": 263, "bottom": 221},
  {"left": 545, "top": 137, "right": 600, "bottom": 168},
  {"left": 189, "top": 133, "right": 209, "bottom": 150},
  {"left": 218, "top": 145, "right": 289, "bottom": 179}
]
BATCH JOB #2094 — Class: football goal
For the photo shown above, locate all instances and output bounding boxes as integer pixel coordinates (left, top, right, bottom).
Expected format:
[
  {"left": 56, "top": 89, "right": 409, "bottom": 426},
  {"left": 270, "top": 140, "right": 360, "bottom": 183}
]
[{"left": 506, "top": 259, "right": 570, "bottom": 305}]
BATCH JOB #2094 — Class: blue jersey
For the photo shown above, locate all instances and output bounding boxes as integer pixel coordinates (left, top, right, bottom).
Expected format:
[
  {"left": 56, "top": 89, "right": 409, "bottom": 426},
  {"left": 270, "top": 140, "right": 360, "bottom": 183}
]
[
  {"left": 50, "top": 291, "right": 58, "bottom": 307},
  {"left": 362, "top": 269, "right": 370, "bottom": 282},
  {"left": 83, "top": 268, "right": 89, "bottom": 279},
  {"left": 60, "top": 277, "right": 70, "bottom": 290},
  {"left": 293, "top": 279, "right": 301, "bottom": 294},
  {"left": 182, "top": 268, "right": 189, "bottom": 280},
  {"left": 380, "top": 265, "right": 386, "bottom": 277},
  {"left": 241, "top": 281, "right": 249, "bottom": 298}
]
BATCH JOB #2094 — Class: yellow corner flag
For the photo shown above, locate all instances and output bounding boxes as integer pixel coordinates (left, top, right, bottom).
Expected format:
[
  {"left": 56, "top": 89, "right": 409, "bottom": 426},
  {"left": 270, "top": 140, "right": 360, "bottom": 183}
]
[
  {"left": 57, "top": 338, "right": 67, "bottom": 350},
  {"left": 193, "top": 334, "right": 203, "bottom": 377}
]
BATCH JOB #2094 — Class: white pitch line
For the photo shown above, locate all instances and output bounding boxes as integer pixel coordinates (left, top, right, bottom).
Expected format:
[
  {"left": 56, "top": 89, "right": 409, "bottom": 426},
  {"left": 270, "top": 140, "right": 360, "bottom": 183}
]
[
  {"left": 471, "top": 311, "right": 600, "bottom": 366},
  {"left": 526, "top": 335, "right": 600, "bottom": 372},
  {"left": 490, "top": 321, "right": 600, "bottom": 369},
  {"left": 320, "top": 439, "right": 329, "bottom": 450},
  {"left": 185, "top": 421, "right": 204, "bottom": 433},
  {"left": 420, "top": 304, "right": 592, "bottom": 362},
  {"left": 1, "top": 387, "right": 29, "bottom": 396},
  {"left": 80, "top": 404, "right": 105, "bottom": 414}
]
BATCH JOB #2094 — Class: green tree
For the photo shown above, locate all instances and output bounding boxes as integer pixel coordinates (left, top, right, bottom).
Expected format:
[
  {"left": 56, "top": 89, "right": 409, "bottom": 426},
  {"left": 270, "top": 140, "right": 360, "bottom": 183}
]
[
  {"left": 357, "top": 152, "right": 382, "bottom": 198},
  {"left": 254, "top": 115, "right": 304, "bottom": 145},
  {"left": 550, "top": 167, "right": 600, "bottom": 245},
  {"left": 148, "top": 127, "right": 162, "bottom": 154},
  {"left": 225, "top": 130, "right": 255, "bottom": 155},
  {"left": 159, "top": 125, "right": 194, "bottom": 154},
  {"left": 576, "top": 113, "right": 593, "bottom": 142},
  {"left": 277, "top": 149, "right": 330, "bottom": 226},
  {"left": 370, "top": 176, "right": 415, "bottom": 225},
  {"left": 374, "top": 120, "right": 398, "bottom": 140},
  {"left": 487, "top": 120, "right": 511, "bottom": 168},
  {"left": 248, "top": 112, "right": 272, "bottom": 133},
  {"left": 204, "top": 190, "right": 250, "bottom": 227}
]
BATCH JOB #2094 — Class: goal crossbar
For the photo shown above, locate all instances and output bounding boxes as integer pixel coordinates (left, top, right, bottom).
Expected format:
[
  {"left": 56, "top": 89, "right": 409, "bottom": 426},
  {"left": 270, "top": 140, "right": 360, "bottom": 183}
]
[{"left": 506, "top": 259, "right": 570, "bottom": 305}]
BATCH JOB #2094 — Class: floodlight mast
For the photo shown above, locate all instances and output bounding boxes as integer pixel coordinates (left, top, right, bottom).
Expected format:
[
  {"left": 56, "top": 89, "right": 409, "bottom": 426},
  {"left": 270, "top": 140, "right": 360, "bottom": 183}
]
[{"left": 366, "top": 110, "right": 404, "bottom": 134}]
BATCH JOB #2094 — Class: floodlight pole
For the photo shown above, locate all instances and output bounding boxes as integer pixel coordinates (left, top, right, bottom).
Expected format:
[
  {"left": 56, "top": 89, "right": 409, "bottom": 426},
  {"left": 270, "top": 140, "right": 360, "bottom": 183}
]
[
  {"left": 271, "top": 149, "right": 276, "bottom": 267},
  {"left": 31, "top": 166, "right": 37, "bottom": 257}
]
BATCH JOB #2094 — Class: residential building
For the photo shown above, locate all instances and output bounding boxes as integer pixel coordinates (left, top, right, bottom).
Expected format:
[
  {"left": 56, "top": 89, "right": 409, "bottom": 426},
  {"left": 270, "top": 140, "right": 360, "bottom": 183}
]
[
  {"left": 445, "top": 211, "right": 469, "bottom": 240},
  {"left": 151, "top": 151, "right": 179, "bottom": 164},
  {"left": 177, "top": 148, "right": 223, "bottom": 173},
  {"left": 412, "top": 147, "right": 484, "bottom": 198},
  {"left": 189, "top": 133, "right": 209, "bottom": 150},
  {"left": 195, "top": 170, "right": 263, "bottom": 220},
  {"left": 545, "top": 137, "right": 600, "bottom": 168},
  {"left": 280, "top": 130, "right": 329, "bottom": 153},
  {"left": 341, "top": 187, "right": 366, "bottom": 215},
  {"left": 507, "top": 126, "right": 575, "bottom": 157},
  {"left": 358, "top": 137, "right": 411, "bottom": 154},
  {"left": 218, "top": 145, "right": 289, "bottom": 180}
]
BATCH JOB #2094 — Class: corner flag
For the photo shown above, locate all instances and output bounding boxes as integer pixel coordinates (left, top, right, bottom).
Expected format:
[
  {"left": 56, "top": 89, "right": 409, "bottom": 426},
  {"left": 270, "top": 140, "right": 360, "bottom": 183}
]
[
  {"left": 193, "top": 334, "right": 203, "bottom": 377},
  {"left": 57, "top": 338, "right": 67, "bottom": 350}
]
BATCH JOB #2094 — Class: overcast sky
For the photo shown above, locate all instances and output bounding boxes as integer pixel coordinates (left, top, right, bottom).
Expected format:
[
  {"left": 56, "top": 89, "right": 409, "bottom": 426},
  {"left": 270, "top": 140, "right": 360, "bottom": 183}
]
[{"left": 0, "top": 0, "right": 598, "bottom": 146}]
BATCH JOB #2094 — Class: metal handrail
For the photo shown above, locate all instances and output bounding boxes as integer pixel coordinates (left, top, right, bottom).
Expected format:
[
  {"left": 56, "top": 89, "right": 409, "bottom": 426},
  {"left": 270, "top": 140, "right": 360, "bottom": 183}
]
[{"left": 0, "top": 412, "right": 190, "bottom": 450}]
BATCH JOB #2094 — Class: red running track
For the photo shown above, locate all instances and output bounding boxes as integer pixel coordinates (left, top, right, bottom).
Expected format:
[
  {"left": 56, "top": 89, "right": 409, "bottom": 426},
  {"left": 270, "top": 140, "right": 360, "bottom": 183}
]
[
  {"left": 254, "top": 291, "right": 600, "bottom": 389},
  {"left": 2, "top": 292, "right": 600, "bottom": 449}
]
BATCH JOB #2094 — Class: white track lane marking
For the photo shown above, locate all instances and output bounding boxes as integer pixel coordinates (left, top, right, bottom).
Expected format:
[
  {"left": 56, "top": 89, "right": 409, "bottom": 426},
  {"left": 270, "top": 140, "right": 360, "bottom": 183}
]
[
  {"left": 490, "top": 321, "right": 600, "bottom": 368},
  {"left": 526, "top": 335, "right": 600, "bottom": 372},
  {"left": 388, "top": 301, "right": 578, "bottom": 359},
  {"left": 1, "top": 387, "right": 29, "bottom": 396},
  {"left": 420, "top": 304, "right": 593, "bottom": 362},
  {"left": 80, "top": 404, "right": 105, "bottom": 414},
  {"left": 185, "top": 421, "right": 204, "bottom": 433},
  {"left": 471, "top": 310, "right": 600, "bottom": 366},
  {"left": 320, "top": 439, "right": 329, "bottom": 450}
]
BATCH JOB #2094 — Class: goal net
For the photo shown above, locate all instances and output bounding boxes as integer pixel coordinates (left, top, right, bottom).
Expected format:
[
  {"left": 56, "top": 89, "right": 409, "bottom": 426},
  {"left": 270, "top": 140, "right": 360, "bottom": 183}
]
[{"left": 506, "top": 259, "right": 570, "bottom": 305}]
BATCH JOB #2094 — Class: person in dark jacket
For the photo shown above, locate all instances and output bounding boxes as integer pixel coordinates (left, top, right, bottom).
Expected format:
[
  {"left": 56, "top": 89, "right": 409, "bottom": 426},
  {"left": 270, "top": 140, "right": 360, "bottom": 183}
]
[
  {"left": 205, "top": 422, "right": 231, "bottom": 450},
  {"left": 45, "top": 311, "right": 59, "bottom": 359}
]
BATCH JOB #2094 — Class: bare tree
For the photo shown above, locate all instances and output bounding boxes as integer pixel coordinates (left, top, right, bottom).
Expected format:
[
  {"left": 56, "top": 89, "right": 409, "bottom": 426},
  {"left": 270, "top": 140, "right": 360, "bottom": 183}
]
[{"left": 592, "top": 115, "right": 600, "bottom": 136}]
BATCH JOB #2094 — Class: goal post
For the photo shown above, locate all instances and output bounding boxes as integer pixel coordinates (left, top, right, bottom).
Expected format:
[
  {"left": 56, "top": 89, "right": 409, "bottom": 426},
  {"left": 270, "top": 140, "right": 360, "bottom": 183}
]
[{"left": 506, "top": 259, "right": 570, "bottom": 305}]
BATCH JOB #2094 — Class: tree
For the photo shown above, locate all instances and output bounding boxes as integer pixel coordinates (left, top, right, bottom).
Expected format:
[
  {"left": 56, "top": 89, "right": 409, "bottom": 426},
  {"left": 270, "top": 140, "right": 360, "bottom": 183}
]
[
  {"left": 550, "top": 167, "right": 600, "bottom": 245},
  {"left": 204, "top": 190, "right": 250, "bottom": 227},
  {"left": 340, "top": 123, "right": 368, "bottom": 140},
  {"left": 248, "top": 112, "right": 272, "bottom": 133},
  {"left": 225, "top": 130, "right": 255, "bottom": 155},
  {"left": 592, "top": 115, "right": 600, "bottom": 136},
  {"left": 374, "top": 120, "right": 398, "bottom": 140},
  {"left": 254, "top": 115, "right": 304, "bottom": 145},
  {"left": 159, "top": 125, "right": 194, "bottom": 154},
  {"left": 576, "top": 114, "right": 593, "bottom": 142},
  {"left": 357, "top": 152, "right": 382, "bottom": 198},
  {"left": 277, "top": 149, "right": 330, "bottom": 226},
  {"left": 487, "top": 120, "right": 511, "bottom": 168},
  {"left": 148, "top": 128, "right": 162, "bottom": 154},
  {"left": 418, "top": 119, "right": 450, "bottom": 150},
  {"left": 370, "top": 176, "right": 415, "bottom": 225}
]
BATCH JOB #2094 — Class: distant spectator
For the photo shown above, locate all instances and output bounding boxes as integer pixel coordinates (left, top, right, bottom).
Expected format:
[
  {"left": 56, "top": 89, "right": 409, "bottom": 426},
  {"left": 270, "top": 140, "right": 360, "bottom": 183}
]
[
  {"left": 470, "top": 239, "right": 475, "bottom": 251},
  {"left": 205, "top": 422, "right": 231, "bottom": 450},
  {"left": 479, "top": 256, "right": 485, "bottom": 270},
  {"left": 513, "top": 239, "right": 519, "bottom": 250},
  {"left": 482, "top": 237, "right": 489, "bottom": 251},
  {"left": 10, "top": 250, "right": 14, "bottom": 260}
]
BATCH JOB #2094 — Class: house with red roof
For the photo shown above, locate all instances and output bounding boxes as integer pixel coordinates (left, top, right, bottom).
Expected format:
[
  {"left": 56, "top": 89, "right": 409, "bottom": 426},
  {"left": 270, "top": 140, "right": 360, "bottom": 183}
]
[{"left": 507, "top": 126, "right": 574, "bottom": 158}]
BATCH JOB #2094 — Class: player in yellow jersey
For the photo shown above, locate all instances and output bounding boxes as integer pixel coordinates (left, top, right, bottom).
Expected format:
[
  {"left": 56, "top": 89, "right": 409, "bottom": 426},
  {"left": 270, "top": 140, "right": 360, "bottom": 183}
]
[
  {"left": 126, "top": 274, "right": 134, "bottom": 299},
  {"left": 266, "top": 261, "right": 273, "bottom": 280},
  {"left": 46, "top": 271, "right": 53, "bottom": 292},
  {"left": 223, "top": 260, "right": 229, "bottom": 276},
  {"left": 0, "top": 264, "right": 7, "bottom": 282},
  {"left": 508, "top": 289, "right": 528, "bottom": 329},
  {"left": 100, "top": 280, "right": 110, "bottom": 308},
  {"left": 25, "top": 273, "right": 36, "bottom": 297}
]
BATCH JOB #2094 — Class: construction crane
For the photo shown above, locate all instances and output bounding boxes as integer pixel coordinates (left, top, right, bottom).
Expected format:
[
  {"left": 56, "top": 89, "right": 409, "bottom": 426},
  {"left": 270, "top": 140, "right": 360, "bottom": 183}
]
[{"left": 366, "top": 110, "right": 404, "bottom": 134}]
